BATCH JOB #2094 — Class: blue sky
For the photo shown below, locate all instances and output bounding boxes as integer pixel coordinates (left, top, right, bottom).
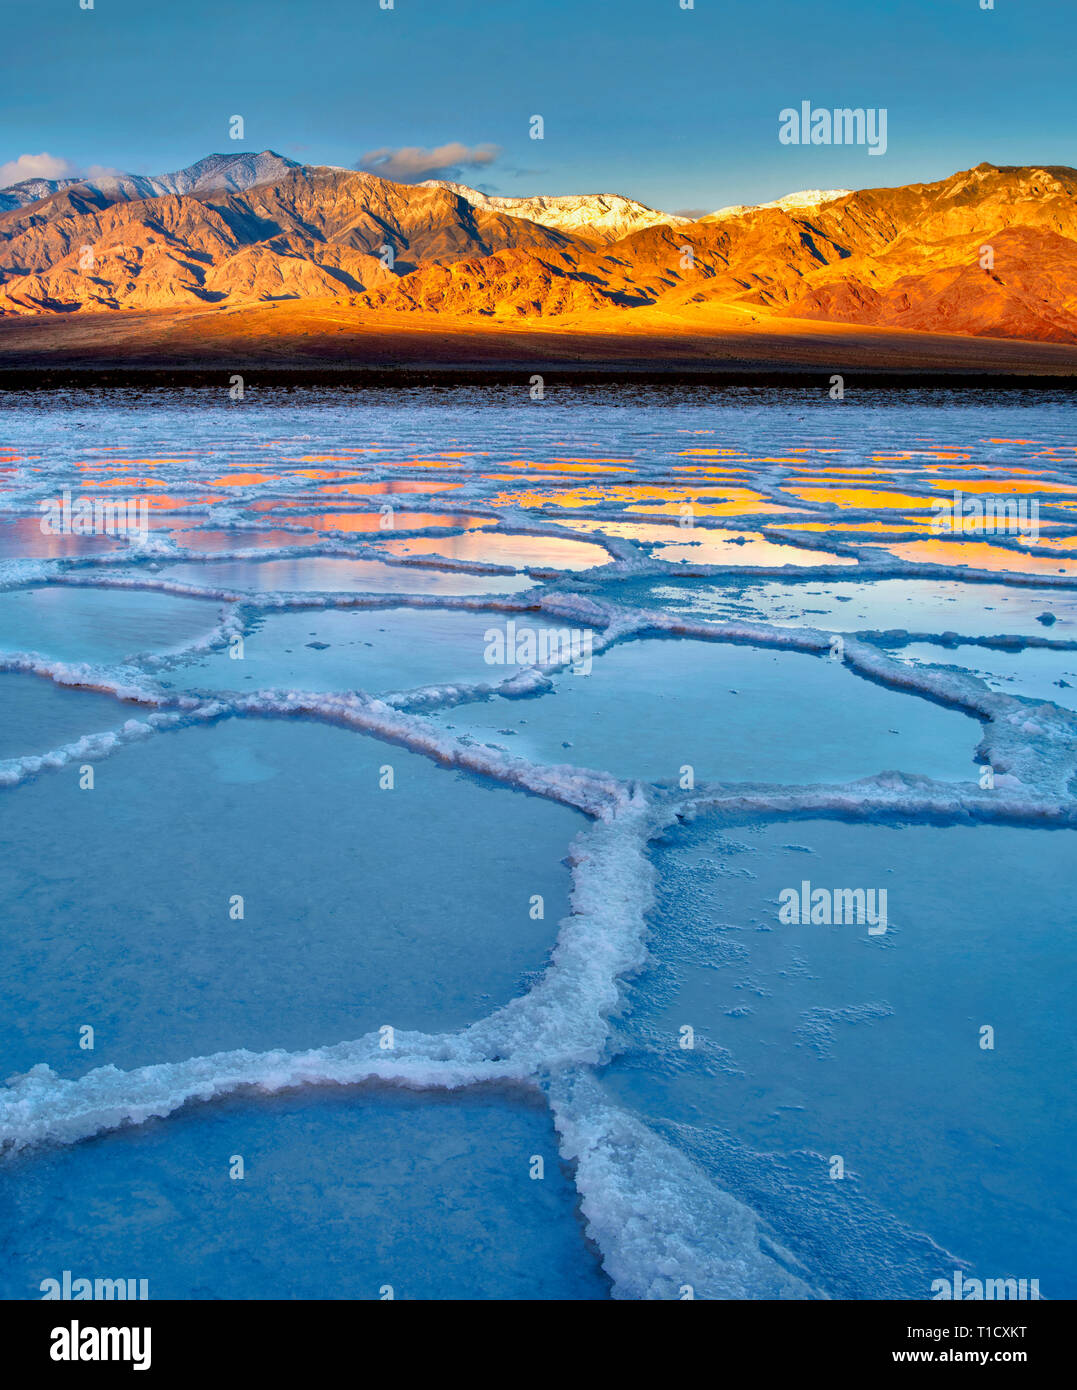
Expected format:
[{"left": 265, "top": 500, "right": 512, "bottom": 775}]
[{"left": 3, "top": 0, "right": 1074, "bottom": 210}]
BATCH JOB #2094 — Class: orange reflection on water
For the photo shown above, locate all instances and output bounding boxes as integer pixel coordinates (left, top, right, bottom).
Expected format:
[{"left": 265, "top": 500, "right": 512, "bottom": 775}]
[
  {"left": 677, "top": 449, "right": 753, "bottom": 459},
  {"left": 171, "top": 529, "right": 329, "bottom": 552},
  {"left": 492, "top": 459, "right": 637, "bottom": 474},
  {"left": 0, "top": 516, "right": 125, "bottom": 558},
  {"left": 92, "top": 476, "right": 171, "bottom": 488},
  {"left": 670, "top": 466, "right": 760, "bottom": 476},
  {"left": 633, "top": 488, "right": 801, "bottom": 517},
  {"left": 818, "top": 464, "right": 918, "bottom": 474},
  {"left": 144, "top": 495, "right": 221, "bottom": 510},
  {"left": 279, "top": 455, "right": 371, "bottom": 464},
  {"left": 925, "top": 463, "right": 1048, "bottom": 475},
  {"left": 247, "top": 498, "right": 317, "bottom": 511},
  {"left": 484, "top": 483, "right": 781, "bottom": 512},
  {"left": 373, "top": 458, "right": 481, "bottom": 470},
  {"left": 481, "top": 486, "right": 602, "bottom": 508},
  {"left": 207, "top": 472, "right": 284, "bottom": 488},
  {"left": 783, "top": 486, "right": 935, "bottom": 510},
  {"left": 1016, "top": 534, "right": 1077, "bottom": 551},
  {"left": 928, "top": 478, "right": 1077, "bottom": 495},
  {"left": 269, "top": 445, "right": 388, "bottom": 455},
  {"left": 379, "top": 531, "right": 611, "bottom": 569},
  {"left": 781, "top": 519, "right": 938, "bottom": 533},
  {"left": 92, "top": 445, "right": 200, "bottom": 454},
  {"left": 312, "top": 480, "right": 466, "bottom": 498},
  {"left": 568, "top": 519, "right": 855, "bottom": 566},
  {"left": 74, "top": 458, "right": 185, "bottom": 470},
  {"left": 484, "top": 485, "right": 635, "bottom": 508},
  {"left": 865, "top": 539, "right": 1077, "bottom": 575},
  {"left": 553, "top": 458, "right": 636, "bottom": 470},
  {"left": 333, "top": 453, "right": 489, "bottom": 468},
  {"left": 280, "top": 511, "right": 498, "bottom": 533},
  {"left": 870, "top": 448, "right": 974, "bottom": 461},
  {"left": 292, "top": 468, "right": 368, "bottom": 480},
  {"left": 683, "top": 461, "right": 811, "bottom": 472}
]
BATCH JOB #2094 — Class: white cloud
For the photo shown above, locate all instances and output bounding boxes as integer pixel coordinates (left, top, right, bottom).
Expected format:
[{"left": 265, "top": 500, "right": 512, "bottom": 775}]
[
  {"left": 0, "top": 152, "right": 80, "bottom": 189},
  {"left": 357, "top": 142, "right": 500, "bottom": 184}
]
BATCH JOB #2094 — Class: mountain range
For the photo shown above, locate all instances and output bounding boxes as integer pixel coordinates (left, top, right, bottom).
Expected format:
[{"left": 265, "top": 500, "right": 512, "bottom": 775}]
[
  {"left": 0, "top": 152, "right": 304, "bottom": 213},
  {"left": 2, "top": 151, "right": 1076, "bottom": 346}
]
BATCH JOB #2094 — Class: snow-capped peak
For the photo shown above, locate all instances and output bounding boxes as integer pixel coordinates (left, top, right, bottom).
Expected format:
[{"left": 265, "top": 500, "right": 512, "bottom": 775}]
[
  {"left": 419, "top": 180, "right": 689, "bottom": 241},
  {"left": 704, "top": 189, "right": 852, "bottom": 221}
]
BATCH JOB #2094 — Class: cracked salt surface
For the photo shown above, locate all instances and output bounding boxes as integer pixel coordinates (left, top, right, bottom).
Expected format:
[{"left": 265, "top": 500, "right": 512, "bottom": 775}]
[
  {"left": 890, "top": 640, "right": 1077, "bottom": 713},
  {"left": 1, "top": 388, "right": 1075, "bottom": 1301},
  {"left": 603, "top": 816, "right": 1077, "bottom": 1299}
]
